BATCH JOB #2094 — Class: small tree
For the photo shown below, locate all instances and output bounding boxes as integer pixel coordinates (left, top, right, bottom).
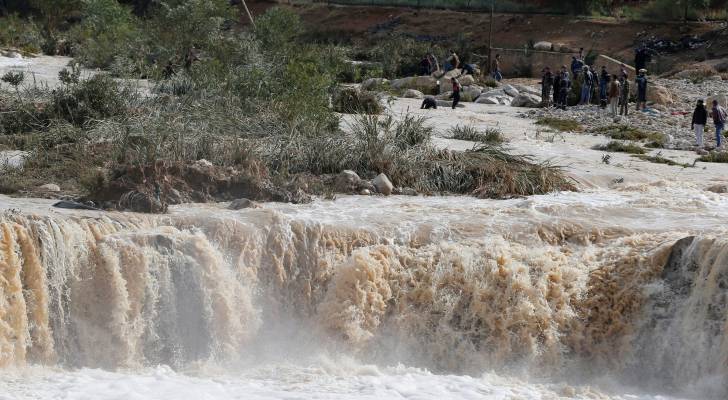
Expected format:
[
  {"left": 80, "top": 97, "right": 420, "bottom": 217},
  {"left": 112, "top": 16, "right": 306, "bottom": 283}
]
[{"left": 1, "top": 71, "right": 25, "bottom": 101}]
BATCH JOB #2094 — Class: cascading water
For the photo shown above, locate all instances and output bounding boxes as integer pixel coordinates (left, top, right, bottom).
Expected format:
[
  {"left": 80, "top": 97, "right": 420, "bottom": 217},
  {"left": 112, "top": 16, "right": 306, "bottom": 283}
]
[{"left": 0, "top": 189, "right": 726, "bottom": 399}]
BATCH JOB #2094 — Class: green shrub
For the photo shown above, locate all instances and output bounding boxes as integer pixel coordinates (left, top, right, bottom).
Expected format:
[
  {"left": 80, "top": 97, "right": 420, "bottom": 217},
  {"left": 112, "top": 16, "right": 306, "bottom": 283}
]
[
  {"left": 367, "top": 35, "right": 434, "bottom": 79},
  {"left": 51, "top": 74, "right": 130, "bottom": 126},
  {"left": 698, "top": 152, "right": 728, "bottom": 163},
  {"left": 332, "top": 87, "right": 383, "bottom": 115},
  {"left": 593, "top": 141, "right": 646, "bottom": 154},
  {"left": 450, "top": 125, "right": 505, "bottom": 144},
  {"left": 0, "top": 14, "right": 44, "bottom": 53},
  {"left": 70, "top": 0, "right": 140, "bottom": 68},
  {"left": 591, "top": 124, "right": 665, "bottom": 144}
]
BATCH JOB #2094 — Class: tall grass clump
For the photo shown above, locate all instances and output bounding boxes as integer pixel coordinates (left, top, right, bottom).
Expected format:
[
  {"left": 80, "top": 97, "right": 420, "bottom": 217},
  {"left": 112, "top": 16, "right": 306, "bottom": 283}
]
[{"left": 450, "top": 125, "right": 505, "bottom": 144}]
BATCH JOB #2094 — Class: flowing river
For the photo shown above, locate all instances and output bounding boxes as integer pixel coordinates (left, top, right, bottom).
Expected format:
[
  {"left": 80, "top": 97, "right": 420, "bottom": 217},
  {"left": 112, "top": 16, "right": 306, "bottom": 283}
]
[{"left": 0, "top": 182, "right": 726, "bottom": 399}]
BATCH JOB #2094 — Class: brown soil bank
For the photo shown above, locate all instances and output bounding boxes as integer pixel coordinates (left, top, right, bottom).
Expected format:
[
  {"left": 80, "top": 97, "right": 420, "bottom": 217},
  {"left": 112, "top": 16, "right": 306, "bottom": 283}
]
[
  {"left": 83, "top": 161, "right": 312, "bottom": 213},
  {"left": 248, "top": 0, "right": 724, "bottom": 68}
]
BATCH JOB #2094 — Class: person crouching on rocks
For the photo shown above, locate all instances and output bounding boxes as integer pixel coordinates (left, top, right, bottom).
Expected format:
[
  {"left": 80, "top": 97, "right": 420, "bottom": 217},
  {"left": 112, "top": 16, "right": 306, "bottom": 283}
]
[
  {"left": 451, "top": 77, "right": 462, "bottom": 110},
  {"left": 421, "top": 96, "right": 438, "bottom": 110},
  {"left": 692, "top": 100, "right": 707, "bottom": 149},
  {"left": 710, "top": 99, "right": 727, "bottom": 149}
]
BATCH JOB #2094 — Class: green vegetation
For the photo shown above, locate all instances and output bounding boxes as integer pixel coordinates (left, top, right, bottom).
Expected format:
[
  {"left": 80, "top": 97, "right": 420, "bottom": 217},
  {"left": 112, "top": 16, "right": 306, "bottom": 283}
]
[
  {"left": 332, "top": 87, "right": 383, "bottom": 114},
  {"left": 632, "top": 154, "right": 695, "bottom": 168},
  {"left": 593, "top": 141, "right": 646, "bottom": 155},
  {"left": 698, "top": 152, "right": 728, "bottom": 163},
  {"left": 536, "top": 117, "right": 584, "bottom": 132},
  {"left": 449, "top": 125, "right": 505, "bottom": 144},
  {"left": 591, "top": 125, "right": 666, "bottom": 145},
  {"left": 0, "top": 4, "right": 575, "bottom": 208}
]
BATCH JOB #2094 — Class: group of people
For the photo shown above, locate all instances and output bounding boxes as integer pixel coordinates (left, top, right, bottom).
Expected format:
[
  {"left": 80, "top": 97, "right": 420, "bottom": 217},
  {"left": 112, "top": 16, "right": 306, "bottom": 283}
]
[
  {"left": 540, "top": 51, "right": 649, "bottom": 117},
  {"left": 692, "top": 99, "right": 728, "bottom": 149},
  {"left": 419, "top": 50, "right": 477, "bottom": 77}
]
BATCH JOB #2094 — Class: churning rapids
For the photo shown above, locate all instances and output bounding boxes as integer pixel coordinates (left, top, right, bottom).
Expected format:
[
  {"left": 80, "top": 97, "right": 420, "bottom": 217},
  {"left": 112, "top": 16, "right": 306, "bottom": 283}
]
[{"left": 0, "top": 181, "right": 727, "bottom": 400}]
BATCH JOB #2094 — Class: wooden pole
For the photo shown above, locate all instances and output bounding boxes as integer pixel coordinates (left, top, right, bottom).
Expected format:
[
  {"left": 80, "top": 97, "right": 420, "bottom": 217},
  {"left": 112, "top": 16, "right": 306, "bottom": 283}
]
[
  {"left": 487, "top": 0, "right": 494, "bottom": 74},
  {"left": 241, "top": 0, "right": 255, "bottom": 29}
]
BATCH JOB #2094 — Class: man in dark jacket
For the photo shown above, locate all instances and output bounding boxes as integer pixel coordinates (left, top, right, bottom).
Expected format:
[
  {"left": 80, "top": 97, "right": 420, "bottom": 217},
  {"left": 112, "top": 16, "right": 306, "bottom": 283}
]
[
  {"left": 558, "top": 66, "right": 571, "bottom": 110},
  {"left": 692, "top": 99, "right": 708, "bottom": 148},
  {"left": 541, "top": 67, "right": 554, "bottom": 107},
  {"left": 599, "top": 66, "right": 609, "bottom": 108},
  {"left": 635, "top": 69, "right": 648, "bottom": 111},
  {"left": 553, "top": 72, "right": 561, "bottom": 107}
]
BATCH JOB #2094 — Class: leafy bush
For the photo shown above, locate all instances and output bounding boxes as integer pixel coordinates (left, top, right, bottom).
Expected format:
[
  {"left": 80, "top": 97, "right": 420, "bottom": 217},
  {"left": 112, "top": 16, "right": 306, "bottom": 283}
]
[
  {"left": 51, "top": 74, "right": 130, "bottom": 126},
  {"left": 367, "top": 35, "right": 434, "bottom": 79},
  {"left": 333, "top": 87, "right": 383, "bottom": 115},
  {"left": 70, "top": 0, "right": 140, "bottom": 68},
  {"left": 0, "top": 14, "right": 44, "bottom": 53}
]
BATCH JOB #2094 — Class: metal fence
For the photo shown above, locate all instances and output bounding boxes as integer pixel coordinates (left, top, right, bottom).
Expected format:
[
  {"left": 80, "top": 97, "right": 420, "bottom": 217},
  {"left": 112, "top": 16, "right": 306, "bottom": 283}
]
[{"left": 285, "top": 0, "right": 568, "bottom": 14}]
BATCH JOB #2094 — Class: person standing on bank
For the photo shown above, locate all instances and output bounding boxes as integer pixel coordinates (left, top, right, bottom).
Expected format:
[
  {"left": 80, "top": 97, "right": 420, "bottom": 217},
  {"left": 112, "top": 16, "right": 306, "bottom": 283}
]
[
  {"left": 541, "top": 67, "right": 554, "bottom": 107},
  {"left": 691, "top": 99, "right": 707, "bottom": 149},
  {"left": 599, "top": 66, "right": 609, "bottom": 108},
  {"left": 579, "top": 65, "right": 594, "bottom": 105},
  {"left": 635, "top": 69, "right": 648, "bottom": 111},
  {"left": 451, "top": 77, "right": 462, "bottom": 110},
  {"left": 619, "top": 74, "right": 630, "bottom": 116},
  {"left": 492, "top": 54, "right": 503, "bottom": 82},
  {"left": 608, "top": 74, "right": 620, "bottom": 119},
  {"left": 710, "top": 99, "right": 727, "bottom": 148}
]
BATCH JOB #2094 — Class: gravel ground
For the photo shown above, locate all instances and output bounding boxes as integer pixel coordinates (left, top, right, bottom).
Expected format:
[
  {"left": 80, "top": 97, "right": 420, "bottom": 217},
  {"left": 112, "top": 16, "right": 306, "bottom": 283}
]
[{"left": 521, "top": 78, "right": 728, "bottom": 151}]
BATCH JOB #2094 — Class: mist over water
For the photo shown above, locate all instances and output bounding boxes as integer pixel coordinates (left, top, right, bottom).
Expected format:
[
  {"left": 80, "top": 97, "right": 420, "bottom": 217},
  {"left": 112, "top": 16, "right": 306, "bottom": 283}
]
[{"left": 0, "top": 187, "right": 726, "bottom": 399}]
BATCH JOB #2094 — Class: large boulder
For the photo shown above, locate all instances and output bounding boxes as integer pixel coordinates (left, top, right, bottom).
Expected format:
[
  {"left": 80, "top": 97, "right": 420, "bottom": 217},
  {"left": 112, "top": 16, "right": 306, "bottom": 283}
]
[
  {"left": 228, "top": 198, "right": 261, "bottom": 210},
  {"left": 503, "top": 84, "right": 520, "bottom": 97},
  {"left": 391, "top": 76, "right": 438, "bottom": 93},
  {"left": 510, "top": 93, "right": 542, "bottom": 108},
  {"left": 372, "top": 173, "right": 393, "bottom": 196},
  {"left": 461, "top": 86, "right": 482, "bottom": 102},
  {"left": 335, "top": 170, "right": 362, "bottom": 193},
  {"left": 475, "top": 96, "right": 499, "bottom": 105},
  {"left": 403, "top": 89, "right": 424, "bottom": 99},
  {"left": 648, "top": 84, "right": 674, "bottom": 105},
  {"left": 512, "top": 84, "right": 541, "bottom": 97},
  {"left": 361, "top": 78, "right": 389, "bottom": 91},
  {"left": 533, "top": 41, "right": 553, "bottom": 51}
]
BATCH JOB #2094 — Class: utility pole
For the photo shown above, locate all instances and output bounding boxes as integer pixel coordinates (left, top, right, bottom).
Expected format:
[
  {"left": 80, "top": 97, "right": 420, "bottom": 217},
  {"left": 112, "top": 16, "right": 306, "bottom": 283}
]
[
  {"left": 487, "top": 0, "right": 494, "bottom": 74},
  {"left": 241, "top": 0, "right": 255, "bottom": 29}
]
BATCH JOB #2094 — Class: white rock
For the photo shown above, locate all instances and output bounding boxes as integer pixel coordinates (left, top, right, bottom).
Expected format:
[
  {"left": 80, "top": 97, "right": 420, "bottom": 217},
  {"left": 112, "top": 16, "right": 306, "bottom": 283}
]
[
  {"left": 335, "top": 170, "right": 361, "bottom": 193},
  {"left": 403, "top": 89, "right": 424, "bottom": 99},
  {"left": 475, "top": 96, "right": 499, "bottom": 104},
  {"left": 361, "top": 78, "right": 389, "bottom": 91},
  {"left": 503, "top": 84, "right": 520, "bottom": 97},
  {"left": 533, "top": 41, "right": 553, "bottom": 51},
  {"left": 372, "top": 173, "right": 393, "bottom": 196},
  {"left": 511, "top": 93, "right": 542, "bottom": 108},
  {"left": 436, "top": 100, "right": 466, "bottom": 108},
  {"left": 39, "top": 183, "right": 61, "bottom": 192}
]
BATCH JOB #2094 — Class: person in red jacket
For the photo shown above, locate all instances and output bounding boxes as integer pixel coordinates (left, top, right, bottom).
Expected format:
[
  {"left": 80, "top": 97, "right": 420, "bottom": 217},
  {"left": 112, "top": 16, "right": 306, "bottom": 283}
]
[{"left": 451, "top": 77, "right": 462, "bottom": 110}]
